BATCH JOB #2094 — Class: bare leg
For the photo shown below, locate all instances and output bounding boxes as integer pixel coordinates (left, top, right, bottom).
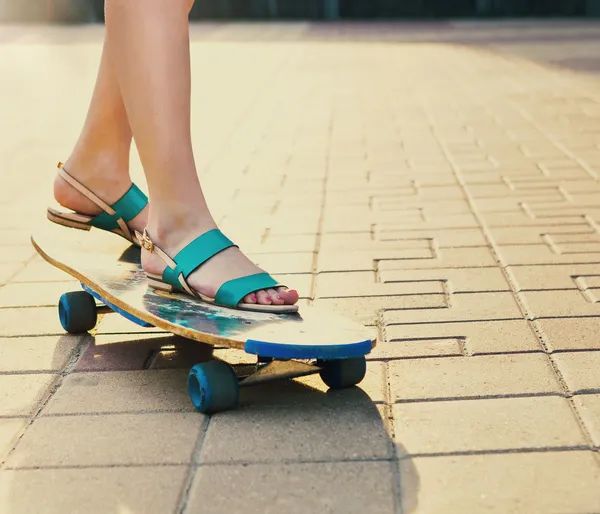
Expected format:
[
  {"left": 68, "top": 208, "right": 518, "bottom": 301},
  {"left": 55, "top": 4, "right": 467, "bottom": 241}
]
[
  {"left": 104, "top": 0, "right": 297, "bottom": 306},
  {"left": 54, "top": 36, "right": 147, "bottom": 234}
]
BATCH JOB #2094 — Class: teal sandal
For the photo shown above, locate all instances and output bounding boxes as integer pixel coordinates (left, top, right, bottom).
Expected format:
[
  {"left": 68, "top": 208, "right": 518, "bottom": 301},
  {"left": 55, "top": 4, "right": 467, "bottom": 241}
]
[
  {"left": 137, "top": 228, "right": 299, "bottom": 314},
  {"left": 47, "top": 162, "right": 148, "bottom": 245}
]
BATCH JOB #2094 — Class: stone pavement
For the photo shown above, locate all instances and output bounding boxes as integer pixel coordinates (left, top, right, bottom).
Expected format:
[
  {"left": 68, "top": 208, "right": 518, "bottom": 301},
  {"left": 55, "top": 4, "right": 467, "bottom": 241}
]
[{"left": 1, "top": 20, "right": 600, "bottom": 513}]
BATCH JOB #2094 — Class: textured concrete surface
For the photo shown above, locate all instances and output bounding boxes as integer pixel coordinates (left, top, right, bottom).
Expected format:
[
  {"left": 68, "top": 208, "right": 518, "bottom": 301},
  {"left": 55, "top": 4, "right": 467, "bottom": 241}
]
[{"left": 1, "top": 19, "right": 600, "bottom": 514}]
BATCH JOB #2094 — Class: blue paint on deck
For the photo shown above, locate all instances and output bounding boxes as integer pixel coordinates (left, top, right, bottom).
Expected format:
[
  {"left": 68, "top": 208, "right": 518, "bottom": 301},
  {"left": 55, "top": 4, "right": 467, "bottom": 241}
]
[
  {"left": 244, "top": 338, "right": 372, "bottom": 360},
  {"left": 81, "top": 283, "right": 154, "bottom": 328}
]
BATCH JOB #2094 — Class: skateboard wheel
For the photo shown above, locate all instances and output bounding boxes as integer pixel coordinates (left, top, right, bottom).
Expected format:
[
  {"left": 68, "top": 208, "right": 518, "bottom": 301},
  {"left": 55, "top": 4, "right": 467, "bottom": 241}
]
[
  {"left": 188, "top": 361, "right": 239, "bottom": 414},
  {"left": 58, "top": 291, "right": 98, "bottom": 333},
  {"left": 317, "top": 357, "right": 367, "bottom": 389}
]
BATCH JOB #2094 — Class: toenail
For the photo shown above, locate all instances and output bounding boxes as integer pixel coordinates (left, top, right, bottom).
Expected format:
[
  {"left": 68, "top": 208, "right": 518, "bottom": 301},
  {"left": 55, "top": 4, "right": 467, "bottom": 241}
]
[{"left": 251, "top": 294, "right": 257, "bottom": 301}]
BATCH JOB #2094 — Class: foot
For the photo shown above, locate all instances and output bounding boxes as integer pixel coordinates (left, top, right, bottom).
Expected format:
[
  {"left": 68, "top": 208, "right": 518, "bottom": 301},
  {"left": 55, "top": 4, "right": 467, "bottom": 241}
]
[
  {"left": 53, "top": 156, "right": 148, "bottom": 234},
  {"left": 142, "top": 220, "right": 299, "bottom": 307}
]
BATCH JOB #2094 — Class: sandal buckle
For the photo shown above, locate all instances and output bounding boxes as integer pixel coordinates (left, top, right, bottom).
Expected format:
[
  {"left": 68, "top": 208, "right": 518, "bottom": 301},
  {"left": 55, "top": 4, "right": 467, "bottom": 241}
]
[{"left": 140, "top": 229, "right": 154, "bottom": 253}]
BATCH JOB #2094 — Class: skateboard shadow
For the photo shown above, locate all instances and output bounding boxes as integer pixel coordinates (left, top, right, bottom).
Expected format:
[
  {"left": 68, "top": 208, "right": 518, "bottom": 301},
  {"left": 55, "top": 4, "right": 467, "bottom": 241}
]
[{"left": 47, "top": 333, "right": 420, "bottom": 512}]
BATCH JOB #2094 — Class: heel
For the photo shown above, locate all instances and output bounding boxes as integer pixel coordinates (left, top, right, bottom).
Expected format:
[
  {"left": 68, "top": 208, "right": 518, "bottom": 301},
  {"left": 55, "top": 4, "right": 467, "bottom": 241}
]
[
  {"left": 147, "top": 276, "right": 175, "bottom": 293},
  {"left": 47, "top": 211, "right": 92, "bottom": 232}
]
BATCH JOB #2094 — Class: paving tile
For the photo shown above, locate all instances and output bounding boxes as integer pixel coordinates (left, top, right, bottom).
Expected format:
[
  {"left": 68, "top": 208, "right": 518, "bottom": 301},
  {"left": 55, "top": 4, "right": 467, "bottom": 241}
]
[
  {"left": 0, "top": 374, "right": 58, "bottom": 416},
  {"left": 487, "top": 224, "right": 596, "bottom": 245},
  {"left": 6, "top": 413, "right": 204, "bottom": 468},
  {"left": 323, "top": 211, "right": 478, "bottom": 233},
  {"left": 43, "top": 369, "right": 194, "bottom": 415},
  {"left": 0, "top": 334, "right": 82, "bottom": 371},
  {"left": 394, "top": 396, "right": 585, "bottom": 455},
  {"left": 507, "top": 263, "right": 600, "bottom": 291},
  {"left": 0, "top": 419, "right": 27, "bottom": 461},
  {"left": 373, "top": 227, "right": 486, "bottom": 247},
  {"left": 573, "top": 394, "right": 600, "bottom": 446},
  {"left": 188, "top": 461, "right": 396, "bottom": 514},
  {"left": 389, "top": 354, "right": 562, "bottom": 402},
  {"left": 315, "top": 271, "right": 445, "bottom": 298},
  {"left": 6, "top": 257, "right": 70, "bottom": 283},
  {"left": 553, "top": 352, "right": 600, "bottom": 393},
  {"left": 73, "top": 334, "right": 167, "bottom": 371},
  {"left": 0, "top": 466, "right": 187, "bottom": 514},
  {"left": 321, "top": 232, "right": 436, "bottom": 256},
  {"left": 0, "top": 281, "right": 82, "bottom": 307},
  {"left": 384, "top": 292, "right": 522, "bottom": 325},
  {"left": 0, "top": 307, "right": 63, "bottom": 337},
  {"left": 199, "top": 386, "right": 391, "bottom": 464},
  {"left": 519, "top": 289, "right": 600, "bottom": 318},
  {"left": 315, "top": 295, "right": 446, "bottom": 326},
  {"left": 400, "top": 451, "right": 600, "bottom": 514},
  {"left": 318, "top": 246, "right": 496, "bottom": 273},
  {"left": 498, "top": 244, "right": 600, "bottom": 266},
  {"left": 0, "top": 246, "right": 35, "bottom": 264},
  {"left": 534, "top": 318, "right": 600, "bottom": 351},
  {"left": 379, "top": 319, "right": 541, "bottom": 358},
  {"left": 0, "top": 263, "right": 23, "bottom": 286},
  {"left": 380, "top": 267, "right": 510, "bottom": 293}
]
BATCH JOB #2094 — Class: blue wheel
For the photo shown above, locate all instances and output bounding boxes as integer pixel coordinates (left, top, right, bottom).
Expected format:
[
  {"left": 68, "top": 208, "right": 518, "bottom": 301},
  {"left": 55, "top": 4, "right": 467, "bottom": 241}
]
[
  {"left": 188, "top": 361, "right": 239, "bottom": 414},
  {"left": 317, "top": 357, "right": 367, "bottom": 389},
  {"left": 58, "top": 291, "right": 98, "bottom": 333}
]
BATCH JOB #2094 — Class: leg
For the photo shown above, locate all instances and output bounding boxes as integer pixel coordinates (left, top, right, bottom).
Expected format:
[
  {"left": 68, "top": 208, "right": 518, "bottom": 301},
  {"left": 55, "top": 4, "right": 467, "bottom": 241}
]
[
  {"left": 54, "top": 0, "right": 197, "bottom": 232},
  {"left": 54, "top": 35, "right": 146, "bottom": 232},
  {"left": 105, "top": 0, "right": 297, "bottom": 306}
]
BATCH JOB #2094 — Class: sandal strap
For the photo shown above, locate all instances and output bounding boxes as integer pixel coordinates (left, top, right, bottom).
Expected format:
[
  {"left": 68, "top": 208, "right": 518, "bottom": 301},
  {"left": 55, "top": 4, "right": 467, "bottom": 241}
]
[
  {"left": 215, "top": 273, "right": 282, "bottom": 308},
  {"left": 57, "top": 163, "right": 148, "bottom": 239},
  {"left": 162, "top": 229, "right": 237, "bottom": 285},
  {"left": 89, "top": 183, "right": 148, "bottom": 231}
]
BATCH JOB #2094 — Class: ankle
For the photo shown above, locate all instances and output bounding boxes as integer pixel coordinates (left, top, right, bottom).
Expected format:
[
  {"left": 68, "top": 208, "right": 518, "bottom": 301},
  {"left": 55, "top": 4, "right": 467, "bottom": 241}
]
[
  {"left": 147, "top": 209, "right": 217, "bottom": 250},
  {"left": 63, "top": 151, "right": 129, "bottom": 184}
]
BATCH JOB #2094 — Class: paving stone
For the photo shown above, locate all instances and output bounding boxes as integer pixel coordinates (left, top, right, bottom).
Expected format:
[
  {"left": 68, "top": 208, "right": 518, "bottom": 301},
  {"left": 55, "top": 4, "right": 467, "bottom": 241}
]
[
  {"left": 318, "top": 246, "right": 497, "bottom": 273},
  {"left": 389, "top": 354, "right": 562, "bottom": 402},
  {"left": 394, "top": 396, "right": 585, "bottom": 455},
  {"left": 384, "top": 292, "right": 522, "bottom": 325},
  {"left": 0, "top": 466, "right": 187, "bottom": 514},
  {"left": 0, "top": 307, "right": 63, "bottom": 337},
  {"left": 42, "top": 369, "right": 194, "bottom": 415},
  {"left": 507, "top": 263, "right": 600, "bottom": 291},
  {"left": 400, "top": 451, "right": 600, "bottom": 514},
  {"left": 0, "top": 419, "right": 27, "bottom": 461},
  {"left": 0, "top": 374, "right": 58, "bottom": 416},
  {"left": 519, "top": 289, "right": 600, "bottom": 318},
  {"left": 0, "top": 246, "right": 35, "bottom": 264},
  {"left": 0, "top": 281, "right": 85, "bottom": 307},
  {"left": 379, "top": 319, "right": 541, "bottom": 358},
  {"left": 0, "top": 335, "right": 82, "bottom": 372},
  {"left": 573, "top": 394, "right": 600, "bottom": 446},
  {"left": 380, "top": 267, "right": 510, "bottom": 293},
  {"left": 315, "top": 295, "right": 446, "bottom": 327},
  {"left": 315, "top": 271, "right": 445, "bottom": 298},
  {"left": 199, "top": 387, "right": 392, "bottom": 464},
  {"left": 188, "top": 461, "right": 396, "bottom": 514},
  {"left": 553, "top": 352, "right": 600, "bottom": 393},
  {"left": 5, "top": 257, "right": 69, "bottom": 283},
  {"left": 0, "top": 263, "right": 23, "bottom": 286},
  {"left": 321, "top": 232, "right": 436, "bottom": 255},
  {"left": 534, "top": 318, "right": 600, "bottom": 351},
  {"left": 498, "top": 244, "right": 600, "bottom": 266},
  {"left": 373, "top": 227, "right": 486, "bottom": 247},
  {"left": 487, "top": 224, "right": 596, "bottom": 245},
  {"left": 6, "top": 413, "right": 204, "bottom": 468}
]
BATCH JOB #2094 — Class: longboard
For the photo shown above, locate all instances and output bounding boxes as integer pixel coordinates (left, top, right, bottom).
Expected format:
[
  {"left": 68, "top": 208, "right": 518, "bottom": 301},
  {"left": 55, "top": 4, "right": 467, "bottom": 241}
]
[{"left": 32, "top": 223, "right": 376, "bottom": 413}]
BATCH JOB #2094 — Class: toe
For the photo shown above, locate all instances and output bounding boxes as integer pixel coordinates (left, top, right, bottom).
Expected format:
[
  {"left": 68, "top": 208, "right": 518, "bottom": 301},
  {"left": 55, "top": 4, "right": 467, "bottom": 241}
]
[
  {"left": 267, "top": 288, "right": 285, "bottom": 305},
  {"left": 242, "top": 292, "right": 258, "bottom": 304},
  {"left": 276, "top": 287, "right": 299, "bottom": 305},
  {"left": 255, "top": 290, "right": 272, "bottom": 305}
]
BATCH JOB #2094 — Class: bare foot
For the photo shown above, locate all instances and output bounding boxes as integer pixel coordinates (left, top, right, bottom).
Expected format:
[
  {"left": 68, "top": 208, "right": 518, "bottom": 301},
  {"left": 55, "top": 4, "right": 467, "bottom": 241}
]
[
  {"left": 53, "top": 157, "right": 148, "bottom": 235},
  {"left": 141, "top": 221, "right": 299, "bottom": 307}
]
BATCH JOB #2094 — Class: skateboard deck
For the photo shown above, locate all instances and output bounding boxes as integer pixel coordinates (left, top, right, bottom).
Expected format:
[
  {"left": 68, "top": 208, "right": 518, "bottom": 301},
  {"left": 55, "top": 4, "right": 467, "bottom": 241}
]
[{"left": 31, "top": 223, "right": 376, "bottom": 412}]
